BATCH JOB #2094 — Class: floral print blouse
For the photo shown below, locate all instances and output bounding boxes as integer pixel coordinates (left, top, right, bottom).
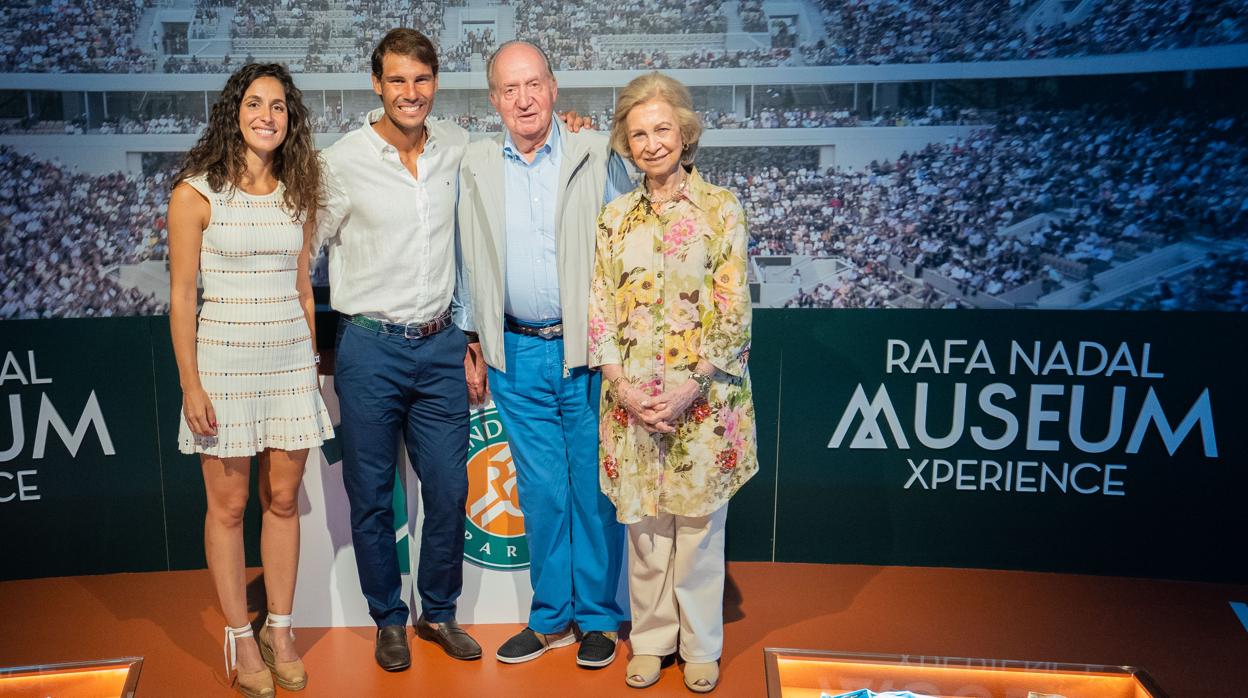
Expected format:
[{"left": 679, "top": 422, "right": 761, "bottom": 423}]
[{"left": 589, "top": 167, "right": 758, "bottom": 523}]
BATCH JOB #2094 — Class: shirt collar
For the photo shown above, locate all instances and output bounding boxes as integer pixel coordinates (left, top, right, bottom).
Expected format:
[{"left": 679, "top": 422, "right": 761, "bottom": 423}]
[
  {"left": 684, "top": 167, "right": 713, "bottom": 210},
  {"left": 502, "top": 117, "right": 560, "bottom": 164},
  {"left": 364, "top": 107, "right": 439, "bottom": 157}
]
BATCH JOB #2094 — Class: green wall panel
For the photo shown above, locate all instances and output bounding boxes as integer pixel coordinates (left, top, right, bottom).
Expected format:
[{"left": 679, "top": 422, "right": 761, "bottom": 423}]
[
  {"left": 773, "top": 310, "right": 1247, "bottom": 582},
  {"left": 5, "top": 310, "right": 1245, "bottom": 584},
  {"left": 0, "top": 318, "right": 167, "bottom": 580}
]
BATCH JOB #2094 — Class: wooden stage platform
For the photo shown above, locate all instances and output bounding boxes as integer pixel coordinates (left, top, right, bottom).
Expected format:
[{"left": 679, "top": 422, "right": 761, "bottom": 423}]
[{"left": 2, "top": 562, "right": 1246, "bottom": 697}]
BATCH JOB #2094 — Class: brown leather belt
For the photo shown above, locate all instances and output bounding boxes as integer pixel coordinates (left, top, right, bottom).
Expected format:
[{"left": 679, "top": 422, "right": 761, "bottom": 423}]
[
  {"left": 505, "top": 316, "right": 563, "bottom": 339},
  {"left": 345, "top": 308, "right": 453, "bottom": 339}
]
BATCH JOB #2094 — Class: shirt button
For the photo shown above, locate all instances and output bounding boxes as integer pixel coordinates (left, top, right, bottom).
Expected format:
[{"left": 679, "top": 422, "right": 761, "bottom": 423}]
[{"left": 656, "top": 354, "right": 663, "bottom": 361}]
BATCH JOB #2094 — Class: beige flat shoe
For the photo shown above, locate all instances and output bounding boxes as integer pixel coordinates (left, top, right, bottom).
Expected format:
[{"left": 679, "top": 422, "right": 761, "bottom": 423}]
[
  {"left": 224, "top": 623, "right": 275, "bottom": 698},
  {"left": 235, "top": 667, "right": 276, "bottom": 698},
  {"left": 625, "top": 654, "right": 662, "bottom": 688},
  {"left": 258, "top": 615, "right": 307, "bottom": 691},
  {"left": 683, "top": 661, "right": 719, "bottom": 693}
]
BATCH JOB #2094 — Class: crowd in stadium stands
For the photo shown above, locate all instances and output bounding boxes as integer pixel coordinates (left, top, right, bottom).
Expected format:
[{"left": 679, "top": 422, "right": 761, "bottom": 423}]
[
  {"left": 99, "top": 115, "right": 207, "bottom": 134},
  {"left": 302, "top": 106, "right": 959, "bottom": 133},
  {"left": 771, "top": 21, "right": 799, "bottom": 49},
  {"left": 311, "top": 107, "right": 358, "bottom": 133},
  {"left": 1024, "top": 0, "right": 1247, "bottom": 59},
  {"left": 570, "top": 105, "right": 983, "bottom": 130},
  {"left": 1116, "top": 251, "right": 1248, "bottom": 311},
  {"left": 227, "top": 0, "right": 444, "bottom": 70},
  {"left": 442, "top": 111, "right": 503, "bottom": 132},
  {"left": 343, "top": 0, "right": 445, "bottom": 56},
  {"left": 442, "top": 27, "right": 495, "bottom": 72},
  {"left": 0, "top": 118, "right": 81, "bottom": 135},
  {"left": 514, "top": 0, "right": 736, "bottom": 70},
  {"left": 698, "top": 108, "right": 1247, "bottom": 309},
  {"left": 4, "top": 104, "right": 1245, "bottom": 315},
  {"left": 2, "top": 0, "right": 1247, "bottom": 73},
  {"left": 0, "top": 146, "right": 168, "bottom": 318},
  {"left": 556, "top": 47, "right": 797, "bottom": 70},
  {"left": 0, "top": 104, "right": 981, "bottom": 136},
  {"left": 739, "top": 0, "right": 766, "bottom": 33},
  {"left": 191, "top": 2, "right": 225, "bottom": 40},
  {"left": 232, "top": 0, "right": 443, "bottom": 43},
  {"left": 802, "top": 0, "right": 1247, "bottom": 66},
  {"left": 304, "top": 109, "right": 503, "bottom": 132},
  {"left": 800, "top": 0, "right": 1033, "bottom": 65},
  {"left": 516, "top": 0, "right": 725, "bottom": 41},
  {"left": 163, "top": 54, "right": 235, "bottom": 74},
  {"left": 0, "top": 0, "right": 151, "bottom": 73},
  {"left": 0, "top": 114, "right": 207, "bottom": 135},
  {"left": 708, "top": 105, "right": 984, "bottom": 128}
]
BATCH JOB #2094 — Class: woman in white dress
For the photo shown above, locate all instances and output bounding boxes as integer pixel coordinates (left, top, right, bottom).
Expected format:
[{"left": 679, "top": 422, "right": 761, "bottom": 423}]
[{"left": 168, "top": 63, "right": 333, "bottom": 698}]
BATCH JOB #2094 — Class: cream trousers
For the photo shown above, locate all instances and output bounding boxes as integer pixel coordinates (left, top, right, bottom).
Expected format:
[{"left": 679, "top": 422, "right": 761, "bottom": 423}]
[{"left": 625, "top": 505, "right": 728, "bottom": 662}]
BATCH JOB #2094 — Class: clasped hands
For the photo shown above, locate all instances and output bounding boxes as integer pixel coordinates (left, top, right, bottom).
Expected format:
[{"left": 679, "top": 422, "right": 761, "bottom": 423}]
[{"left": 616, "top": 378, "right": 701, "bottom": 434}]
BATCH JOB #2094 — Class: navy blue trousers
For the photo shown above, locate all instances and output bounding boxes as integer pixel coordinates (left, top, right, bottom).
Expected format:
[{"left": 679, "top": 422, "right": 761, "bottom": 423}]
[{"left": 335, "top": 319, "right": 469, "bottom": 626}]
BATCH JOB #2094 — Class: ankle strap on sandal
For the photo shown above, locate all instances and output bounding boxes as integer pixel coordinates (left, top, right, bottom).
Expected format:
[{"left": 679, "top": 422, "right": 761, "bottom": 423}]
[
  {"left": 265, "top": 612, "right": 293, "bottom": 627},
  {"left": 266, "top": 612, "right": 295, "bottom": 639},
  {"left": 224, "top": 623, "right": 253, "bottom": 676}
]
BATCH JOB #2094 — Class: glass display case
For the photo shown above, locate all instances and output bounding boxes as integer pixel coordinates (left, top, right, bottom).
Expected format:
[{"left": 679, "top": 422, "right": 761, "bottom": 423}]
[
  {"left": 764, "top": 649, "right": 1165, "bottom": 698},
  {"left": 0, "top": 657, "right": 143, "bottom": 698}
]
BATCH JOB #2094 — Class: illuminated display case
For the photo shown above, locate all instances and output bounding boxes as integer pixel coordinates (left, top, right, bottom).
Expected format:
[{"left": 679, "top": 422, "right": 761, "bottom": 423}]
[
  {"left": 764, "top": 649, "right": 1165, "bottom": 698},
  {"left": 0, "top": 657, "right": 143, "bottom": 698}
]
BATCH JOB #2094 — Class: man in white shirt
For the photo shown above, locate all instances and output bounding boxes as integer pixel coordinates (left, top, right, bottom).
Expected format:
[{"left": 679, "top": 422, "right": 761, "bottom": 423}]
[{"left": 316, "top": 28, "right": 486, "bottom": 671}]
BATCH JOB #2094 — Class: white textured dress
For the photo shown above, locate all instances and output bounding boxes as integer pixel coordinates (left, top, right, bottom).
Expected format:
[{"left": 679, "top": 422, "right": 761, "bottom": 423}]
[{"left": 177, "top": 175, "right": 334, "bottom": 457}]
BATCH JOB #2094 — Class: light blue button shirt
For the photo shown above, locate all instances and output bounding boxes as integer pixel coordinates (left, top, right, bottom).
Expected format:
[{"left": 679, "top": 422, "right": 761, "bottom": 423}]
[
  {"left": 503, "top": 122, "right": 562, "bottom": 323},
  {"left": 502, "top": 121, "right": 637, "bottom": 323}
]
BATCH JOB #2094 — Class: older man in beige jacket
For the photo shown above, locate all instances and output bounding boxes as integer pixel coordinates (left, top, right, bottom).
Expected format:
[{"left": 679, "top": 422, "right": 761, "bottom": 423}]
[{"left": 456, "top": 40, "right": 634, "bottom": 669}]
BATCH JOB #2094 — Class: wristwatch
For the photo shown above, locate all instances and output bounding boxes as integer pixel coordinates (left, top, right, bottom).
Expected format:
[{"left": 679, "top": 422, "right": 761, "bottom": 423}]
[{"left": 691, "top": 370, "right": 713, "bottom": 396}]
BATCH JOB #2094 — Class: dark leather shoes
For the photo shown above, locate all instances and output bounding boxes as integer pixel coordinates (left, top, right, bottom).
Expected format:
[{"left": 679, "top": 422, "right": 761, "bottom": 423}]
[
  {"left": 416, "top": 615, "right": 482, "bottom": 660},
  {"left": 374, "top": 625, "right": 411, "bottom": 671}
]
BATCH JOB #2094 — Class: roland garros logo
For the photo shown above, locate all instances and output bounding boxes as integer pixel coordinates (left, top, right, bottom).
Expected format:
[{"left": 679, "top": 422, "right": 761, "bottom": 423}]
[{"left": 464, "top": 406, "right": 529, "bottom": 570}]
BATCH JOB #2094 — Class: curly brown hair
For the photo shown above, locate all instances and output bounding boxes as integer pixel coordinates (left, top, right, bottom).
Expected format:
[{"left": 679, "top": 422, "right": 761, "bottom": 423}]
[{"left": 174, "top": 63, "right": 321, "bottom": 222}]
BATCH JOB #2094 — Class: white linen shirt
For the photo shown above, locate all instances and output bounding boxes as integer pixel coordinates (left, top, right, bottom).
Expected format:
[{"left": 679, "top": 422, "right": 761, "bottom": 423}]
[{"left": 316, "top": 109, "right": 470, "bottom": 325}]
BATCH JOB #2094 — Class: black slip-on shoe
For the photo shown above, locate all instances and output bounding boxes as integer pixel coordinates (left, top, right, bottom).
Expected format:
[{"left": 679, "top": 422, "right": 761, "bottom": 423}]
[
  {"left": 495, "top": 626, "right": 577, "bottom": 664},
  {"left": 576, "top": 630, "right": 618, "bottom": 668},
  {"left": 415, "top": 615, "right": 482, "bottom": 660},
  {"left": 374, "top": 625, "right": 411, "bottom": 672}
]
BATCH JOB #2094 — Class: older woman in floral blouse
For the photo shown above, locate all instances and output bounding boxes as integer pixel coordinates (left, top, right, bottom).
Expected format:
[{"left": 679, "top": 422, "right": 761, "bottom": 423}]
[{"left": 589, "top": 72, "right": 757, "bottom": 693}]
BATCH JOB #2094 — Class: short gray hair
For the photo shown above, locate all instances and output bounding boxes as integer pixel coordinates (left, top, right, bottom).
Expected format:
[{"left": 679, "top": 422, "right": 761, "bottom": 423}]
[{"left": 486, "top": 40, "right": 554, "bottom": 92}]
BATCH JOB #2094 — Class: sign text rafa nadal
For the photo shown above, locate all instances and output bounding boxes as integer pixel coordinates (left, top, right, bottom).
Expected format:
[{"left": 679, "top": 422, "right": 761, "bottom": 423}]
[
  {"left": 828, "top": 339, "right": 1217, "bottom": 497},
  {"left": 0, "top": 351, "right": 116, "bottom": 503}
]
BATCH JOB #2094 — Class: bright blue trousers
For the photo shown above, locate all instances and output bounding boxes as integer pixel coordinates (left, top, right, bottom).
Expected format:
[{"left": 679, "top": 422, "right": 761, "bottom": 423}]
[{"left": 488, "top": 328, "right": 626, "bottom": 633}]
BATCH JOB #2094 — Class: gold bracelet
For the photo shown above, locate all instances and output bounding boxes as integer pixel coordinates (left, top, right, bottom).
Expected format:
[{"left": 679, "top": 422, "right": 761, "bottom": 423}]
[{"left": 612, "top": 376, "right": 630, "bottom": 398}]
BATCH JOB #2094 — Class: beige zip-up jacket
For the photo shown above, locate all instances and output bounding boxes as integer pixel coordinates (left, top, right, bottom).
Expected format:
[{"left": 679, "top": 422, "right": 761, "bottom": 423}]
[{"left": 457, "top": 121, "right": 632, "bottom": 373}]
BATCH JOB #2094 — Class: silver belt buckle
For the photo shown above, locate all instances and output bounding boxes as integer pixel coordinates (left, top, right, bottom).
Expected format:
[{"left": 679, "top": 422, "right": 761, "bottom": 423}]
[
  {"left": 538, "top": 324, "right": 561, "bottom": 339},
  {"left": 403, "top": 321, "right": 425, "bottom": 339}
]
